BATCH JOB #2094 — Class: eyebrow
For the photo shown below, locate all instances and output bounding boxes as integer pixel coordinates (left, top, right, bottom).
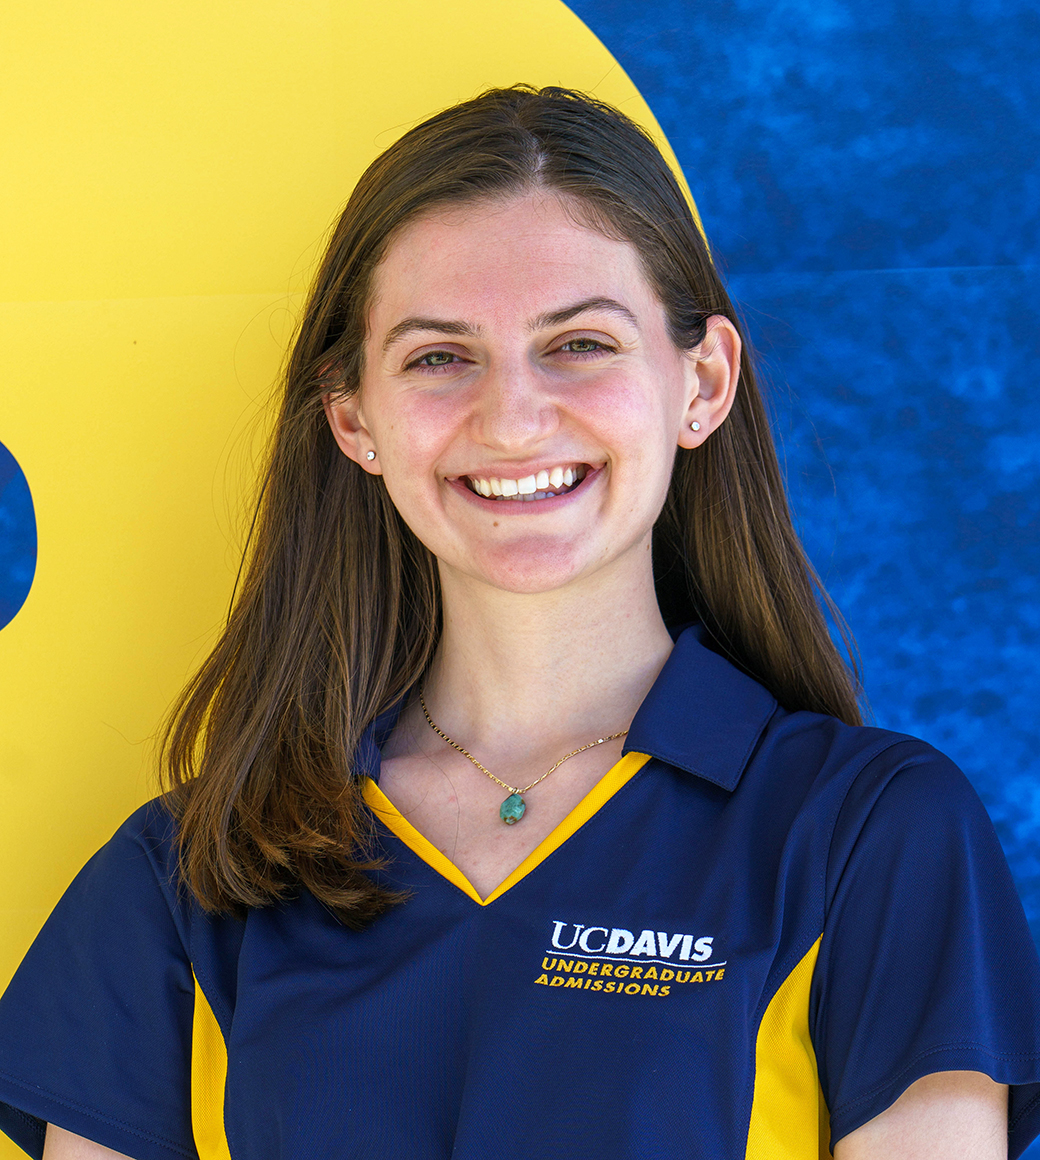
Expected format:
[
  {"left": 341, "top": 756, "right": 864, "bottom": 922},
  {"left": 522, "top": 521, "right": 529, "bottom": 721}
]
[
  {"left": 380, "top": 297, "right": 639, "bottom": 355},
  {"left": 381, "top": 317, "right": 479, "bottom": 354},
  {"left": 529, "top": 297, "right": 639, "bottom": 332}
]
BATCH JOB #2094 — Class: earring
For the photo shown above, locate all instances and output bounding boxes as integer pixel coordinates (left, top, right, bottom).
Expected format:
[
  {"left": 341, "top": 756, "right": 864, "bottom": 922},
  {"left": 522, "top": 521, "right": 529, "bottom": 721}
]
[
  {"left": 366, "top": 450, "right": 376, "bottom": 461},
  {"left": 690, "top": 421, "right": 701, "bottom": 432}
]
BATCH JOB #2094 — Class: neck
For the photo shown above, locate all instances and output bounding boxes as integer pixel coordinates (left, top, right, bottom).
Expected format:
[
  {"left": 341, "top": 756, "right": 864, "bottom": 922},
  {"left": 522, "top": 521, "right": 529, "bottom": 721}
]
[{"left": 421, "top": 546, "right": 674, "bottom": 752}]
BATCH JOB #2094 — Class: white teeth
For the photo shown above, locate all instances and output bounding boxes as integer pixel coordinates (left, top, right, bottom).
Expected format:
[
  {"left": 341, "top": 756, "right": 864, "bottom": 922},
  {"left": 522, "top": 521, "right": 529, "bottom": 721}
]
[{"left": 466, "top": 465, "right": 587, "bottom": 500}]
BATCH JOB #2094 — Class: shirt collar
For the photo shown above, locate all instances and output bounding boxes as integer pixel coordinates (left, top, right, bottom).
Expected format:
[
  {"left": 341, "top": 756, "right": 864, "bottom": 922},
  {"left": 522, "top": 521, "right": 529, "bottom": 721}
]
[
  {"left": 355, "top": 623, "right": 777, "bottom": 792},
  {"left": 622, "top": 623, "right": 777, "bottom": 792}
]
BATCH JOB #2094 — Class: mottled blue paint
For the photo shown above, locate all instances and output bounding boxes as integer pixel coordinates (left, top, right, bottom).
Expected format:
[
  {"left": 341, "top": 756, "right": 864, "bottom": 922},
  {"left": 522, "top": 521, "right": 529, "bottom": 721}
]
[
  {"left": 730, "top": 265, "right": 1040, "bottom": 940},
  {"left": 577, "top": 0, "right": 1040, "bottom": 275},
  {"left": 0, "top": 443, "right": 36, "bottom": 631},
  {"left": 568, "top": 0, "right": 1040, "bottom": 1096}
]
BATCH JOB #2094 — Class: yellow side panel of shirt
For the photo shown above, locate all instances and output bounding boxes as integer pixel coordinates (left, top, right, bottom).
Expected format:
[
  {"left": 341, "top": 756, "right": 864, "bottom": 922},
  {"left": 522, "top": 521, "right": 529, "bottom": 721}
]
[
  {"left": 746, "top": 935, "right": 831, "bottom": 1158},
  {"left": 191, "top": 971, "right": 232, "bottom": 1160}
]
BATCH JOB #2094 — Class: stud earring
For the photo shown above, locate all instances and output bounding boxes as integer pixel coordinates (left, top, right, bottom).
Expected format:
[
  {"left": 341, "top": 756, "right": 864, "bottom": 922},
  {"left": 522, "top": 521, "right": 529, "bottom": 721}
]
[
  {"left": 690, "top": 421, "right": 701, "bottom": 432},
  {"left": 366, "top": 450, "right": 376, "bottom": 461}
]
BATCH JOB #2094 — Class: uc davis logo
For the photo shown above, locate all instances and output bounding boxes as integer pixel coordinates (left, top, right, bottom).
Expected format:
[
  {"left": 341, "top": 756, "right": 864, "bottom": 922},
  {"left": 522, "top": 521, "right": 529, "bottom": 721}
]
[{"left": 535, "top": 920, "right": 727, "bottom": 999}]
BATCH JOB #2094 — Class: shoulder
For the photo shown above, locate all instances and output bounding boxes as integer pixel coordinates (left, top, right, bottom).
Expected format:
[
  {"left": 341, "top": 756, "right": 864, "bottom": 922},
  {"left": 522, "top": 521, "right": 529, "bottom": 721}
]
[
  {"left": 81, "top": 792, "right": 185, "bottom": 897},
  {"left": 24, "top": 793, "right": 197, "bottom": 967},
  {"left": 744, "top": 698, "right": 971, "bottom": 820},
  {"left": 759, "top": 712, "right": 1023, "bottom": 959},
  {"left": 737, "top": 702, "right": 1005, "bottom": 910},
  {"left": 104, "top": 791, "right": 182, "bottom": 855},
  {"left": 762, "top": 701, "right": 942, "bottom": 776},
  {"left": 758, "top": 697, "right": 975, "bottom": 806},
  {"left": 801, "top": 710, "right": 987, "bottom": 821},
  {"left": 638, "top": 624, "right": 987, "bottom": 851},
  {"left": 637, "top": 623, "right": 958, "bottom": 804}
]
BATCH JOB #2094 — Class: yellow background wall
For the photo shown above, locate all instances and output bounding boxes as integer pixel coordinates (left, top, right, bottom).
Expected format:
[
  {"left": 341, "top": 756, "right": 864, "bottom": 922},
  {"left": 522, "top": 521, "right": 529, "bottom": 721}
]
[{"left": 0, "top": 4, "right": 683, "bottom": 1152}]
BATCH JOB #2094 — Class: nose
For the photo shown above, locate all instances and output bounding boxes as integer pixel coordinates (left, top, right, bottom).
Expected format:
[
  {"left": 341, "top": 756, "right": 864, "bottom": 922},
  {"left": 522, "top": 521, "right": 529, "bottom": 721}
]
[{"left": 474, "top": 358, "right": 558, "bottom": 452}]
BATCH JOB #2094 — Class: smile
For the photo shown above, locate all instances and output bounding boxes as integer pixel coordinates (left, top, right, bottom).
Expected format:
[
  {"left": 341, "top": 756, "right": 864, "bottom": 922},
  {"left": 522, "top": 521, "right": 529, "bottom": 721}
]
[{"left": 463, "top": 464, "right": 589, "bottom": 501}]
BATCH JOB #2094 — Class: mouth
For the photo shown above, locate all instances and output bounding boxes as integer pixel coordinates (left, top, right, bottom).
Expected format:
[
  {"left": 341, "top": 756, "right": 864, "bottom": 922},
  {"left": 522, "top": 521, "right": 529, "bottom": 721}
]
[{"left": 461, "top": 464, "right": 590, "bottom": 502}]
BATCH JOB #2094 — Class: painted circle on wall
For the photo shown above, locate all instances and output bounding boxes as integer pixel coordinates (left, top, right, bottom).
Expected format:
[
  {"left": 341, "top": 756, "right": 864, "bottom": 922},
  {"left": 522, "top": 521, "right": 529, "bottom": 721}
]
[{"left": 0, "top": 442, "right": 35, "bottom": 630}]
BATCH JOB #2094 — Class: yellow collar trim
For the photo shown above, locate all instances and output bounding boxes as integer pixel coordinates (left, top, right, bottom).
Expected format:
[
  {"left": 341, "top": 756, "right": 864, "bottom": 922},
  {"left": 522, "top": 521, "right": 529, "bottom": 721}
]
[{"left": 362, "top": 751, "right": 652, "bottom": 905}]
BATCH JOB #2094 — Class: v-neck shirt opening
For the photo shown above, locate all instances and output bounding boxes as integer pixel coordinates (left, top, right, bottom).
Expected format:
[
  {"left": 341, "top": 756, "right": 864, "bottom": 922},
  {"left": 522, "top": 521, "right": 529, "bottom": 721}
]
[{"left": 362, "top": 751, "right": 652, "bottom": 904}]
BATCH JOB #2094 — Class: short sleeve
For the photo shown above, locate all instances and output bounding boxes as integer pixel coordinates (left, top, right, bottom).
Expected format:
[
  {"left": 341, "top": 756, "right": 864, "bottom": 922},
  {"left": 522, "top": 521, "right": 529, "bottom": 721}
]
[
  {"left": 0, "top": 801, "right": 198, "bottom": 1160},
  {"left": 811, "top": 743, "right": 1040, "bottom": 1158}
]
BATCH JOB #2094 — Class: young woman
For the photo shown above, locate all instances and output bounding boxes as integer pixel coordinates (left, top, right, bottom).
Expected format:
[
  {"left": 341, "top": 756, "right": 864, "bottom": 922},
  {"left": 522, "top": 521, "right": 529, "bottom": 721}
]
[{"left": 1, "top": 86, "right": 1038, "bottom": 1160}]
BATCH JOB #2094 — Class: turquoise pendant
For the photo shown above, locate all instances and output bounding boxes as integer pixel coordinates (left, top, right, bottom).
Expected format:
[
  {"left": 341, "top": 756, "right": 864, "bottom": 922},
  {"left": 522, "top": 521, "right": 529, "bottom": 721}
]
[{"left": 500, "top": 793, "right": 526, "bottom": 825}]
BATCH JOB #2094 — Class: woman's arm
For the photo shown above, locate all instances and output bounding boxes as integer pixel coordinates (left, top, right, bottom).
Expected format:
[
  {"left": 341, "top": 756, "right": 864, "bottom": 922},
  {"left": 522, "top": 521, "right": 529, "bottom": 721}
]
[
  {"left": 834, "top": 1071, "right": 1008, "bottom": 1159},
  {"left": 43, "top": 1124, "right": 134, "bottom": 1160}
]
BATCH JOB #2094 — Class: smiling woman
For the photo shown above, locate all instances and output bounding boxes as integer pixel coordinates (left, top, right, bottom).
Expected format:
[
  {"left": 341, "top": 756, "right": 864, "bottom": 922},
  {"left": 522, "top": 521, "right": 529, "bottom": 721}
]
[
  {"left": 0, "top": 86, "right": 1039, "bottom": 1160},
  {"left": 325, "top": 192, "right": 738, "bottom": 611}
]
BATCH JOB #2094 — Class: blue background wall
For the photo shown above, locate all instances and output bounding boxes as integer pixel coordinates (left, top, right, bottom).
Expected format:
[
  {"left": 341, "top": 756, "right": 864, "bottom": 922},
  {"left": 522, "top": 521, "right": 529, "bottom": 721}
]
[{"left": 567, "top": 0, "right": 1040, "bottom": 1005}]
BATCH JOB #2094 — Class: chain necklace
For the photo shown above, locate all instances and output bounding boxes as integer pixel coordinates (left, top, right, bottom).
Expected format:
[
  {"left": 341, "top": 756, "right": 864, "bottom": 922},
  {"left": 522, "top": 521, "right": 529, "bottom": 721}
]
[{"left": 418, "top": 689, "right": 628, "bottom": 825}]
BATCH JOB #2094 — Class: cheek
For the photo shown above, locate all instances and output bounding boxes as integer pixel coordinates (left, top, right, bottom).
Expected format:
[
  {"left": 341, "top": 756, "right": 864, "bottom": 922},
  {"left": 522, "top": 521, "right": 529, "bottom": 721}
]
[
  {"left": 365, "top": 384, "right": 454, "bottom": 461},
  {"left": 370, "top": 403, "right": 461, "bottom": 515},
  {"left": 584, "top": 373, "right": 682, "bottom": 455}
]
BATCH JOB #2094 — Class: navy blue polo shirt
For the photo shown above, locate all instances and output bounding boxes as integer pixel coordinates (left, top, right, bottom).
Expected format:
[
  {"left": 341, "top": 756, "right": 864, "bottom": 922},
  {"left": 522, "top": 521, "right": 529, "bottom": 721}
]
[{"left": 2, "top": 625, "right": 1040, "bottom": 1159}]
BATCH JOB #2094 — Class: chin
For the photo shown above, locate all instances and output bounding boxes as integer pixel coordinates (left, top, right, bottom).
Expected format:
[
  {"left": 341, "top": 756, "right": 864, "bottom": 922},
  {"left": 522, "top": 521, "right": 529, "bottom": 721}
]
[{"left": 444, "top": 540, "right": 593, "bottom": 596}]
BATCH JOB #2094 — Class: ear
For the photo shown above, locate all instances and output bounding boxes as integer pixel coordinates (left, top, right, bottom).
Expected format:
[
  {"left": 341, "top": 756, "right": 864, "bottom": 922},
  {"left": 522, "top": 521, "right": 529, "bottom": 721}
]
[
  {"left": 322, "top": 387, "right": 382, "bottom": 475},
  {"left": 677, "top": 315, "right": 741, "bottom": 450}
]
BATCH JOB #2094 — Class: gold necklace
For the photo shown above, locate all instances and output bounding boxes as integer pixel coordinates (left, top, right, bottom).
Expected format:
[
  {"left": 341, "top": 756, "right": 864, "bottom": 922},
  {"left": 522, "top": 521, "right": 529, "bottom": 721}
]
[{"left": 418, "top": 689, "right": 628, "bottom": 825}]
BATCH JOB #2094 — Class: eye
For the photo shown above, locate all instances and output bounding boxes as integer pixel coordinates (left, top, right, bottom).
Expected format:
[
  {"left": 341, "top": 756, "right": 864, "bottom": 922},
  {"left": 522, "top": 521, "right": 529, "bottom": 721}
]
[
  {"left": 405, "top": 350, "right": 463, "bottom": 372},
  {"left": 557, "top": 337, "right": 615, "bottom": 358}
]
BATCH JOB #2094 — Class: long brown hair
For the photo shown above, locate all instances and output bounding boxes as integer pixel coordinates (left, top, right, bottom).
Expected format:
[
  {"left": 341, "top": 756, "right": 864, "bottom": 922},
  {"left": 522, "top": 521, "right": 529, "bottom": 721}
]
[{"left": 160, "top": 85, "right": 861, "bottom": 926}]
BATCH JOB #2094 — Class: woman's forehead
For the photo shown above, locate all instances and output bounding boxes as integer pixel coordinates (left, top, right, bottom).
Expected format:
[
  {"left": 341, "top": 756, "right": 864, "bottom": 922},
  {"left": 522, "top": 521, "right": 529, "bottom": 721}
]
[{"left": 367, "top": 191, "right": 658, "bottom": 335}]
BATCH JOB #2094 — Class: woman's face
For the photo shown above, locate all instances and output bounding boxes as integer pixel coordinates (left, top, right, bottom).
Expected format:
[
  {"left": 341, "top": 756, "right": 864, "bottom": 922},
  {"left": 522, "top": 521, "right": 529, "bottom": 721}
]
[{"left": 326, "top": 191, "right": 739, "bottom": 598}]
